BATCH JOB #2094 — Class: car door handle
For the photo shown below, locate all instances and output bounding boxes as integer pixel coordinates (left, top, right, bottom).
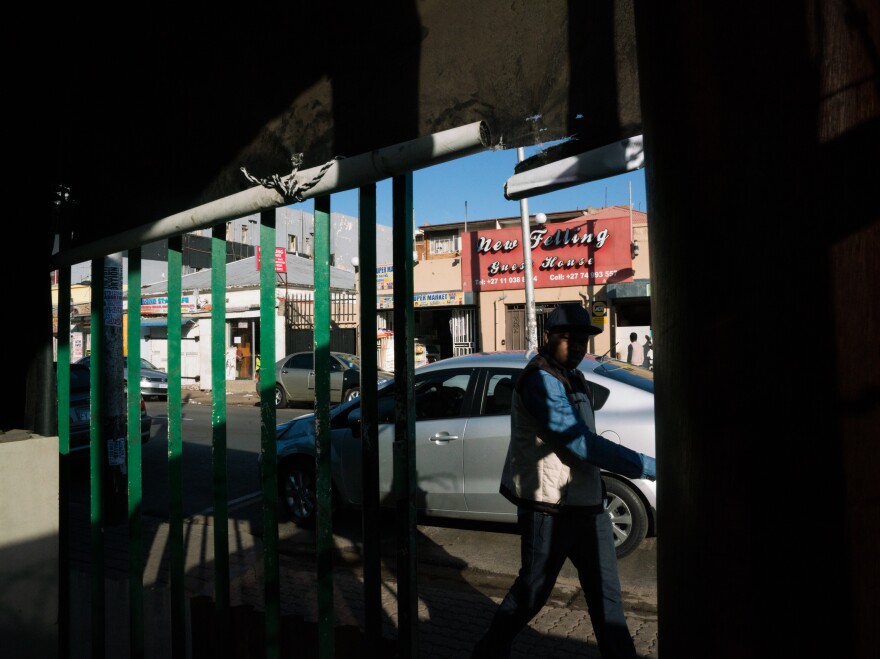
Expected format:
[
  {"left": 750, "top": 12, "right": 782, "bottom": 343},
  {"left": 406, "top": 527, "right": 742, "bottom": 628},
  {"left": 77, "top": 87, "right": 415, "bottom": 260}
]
[{"left": 429, "top": 432, "right": 460, "bottom": 444}]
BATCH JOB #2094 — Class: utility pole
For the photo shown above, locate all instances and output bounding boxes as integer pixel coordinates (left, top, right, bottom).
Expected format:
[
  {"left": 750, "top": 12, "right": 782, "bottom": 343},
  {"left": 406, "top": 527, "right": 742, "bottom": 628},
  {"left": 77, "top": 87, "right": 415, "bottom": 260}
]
[
  {"left": 517, "top": 148, "right": 544, "bottom": 352},
  {"left": 99, "top": 252, "right": 128, "bottom": 526}
]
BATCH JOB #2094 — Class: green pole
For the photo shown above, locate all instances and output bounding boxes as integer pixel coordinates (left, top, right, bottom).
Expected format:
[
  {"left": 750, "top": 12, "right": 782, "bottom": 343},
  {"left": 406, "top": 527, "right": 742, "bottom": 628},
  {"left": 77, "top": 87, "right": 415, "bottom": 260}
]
[
  {"left": 167, "top": 237, "right": 186, "bottom": 658},
  {"left": 314, "top": 195, "right": 334, "bottom": 659},
  {"left": 126, "top": 248, "right": 145, "bottom": 659},
  {"left": 358, "top": 184, "right": 383, "bottom": 649},
  {"left": 259, "top": 210, "right": 281, "bottom": 657},
  {"left": 210, "top": 225, "right": 231, "bottom": 651}
]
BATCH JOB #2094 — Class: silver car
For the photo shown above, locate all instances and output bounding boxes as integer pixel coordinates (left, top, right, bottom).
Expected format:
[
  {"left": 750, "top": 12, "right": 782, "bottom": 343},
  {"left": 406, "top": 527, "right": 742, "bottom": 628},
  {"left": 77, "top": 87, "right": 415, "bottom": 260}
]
[
  {"left": 272, "top": 351, "right": 656, "bottom": 558},
  {"left": 75, "top": 355, "right": 169, "bottom": 400},
  {"left": 273, "top": 351, "right": 394, "bottom": 409}
]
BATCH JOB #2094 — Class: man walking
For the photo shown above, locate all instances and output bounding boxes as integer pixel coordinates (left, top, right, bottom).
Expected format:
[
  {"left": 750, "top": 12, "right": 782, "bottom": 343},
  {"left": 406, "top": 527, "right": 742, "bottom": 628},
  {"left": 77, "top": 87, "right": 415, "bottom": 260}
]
[{"left": 471, "top": 303, "right": 656, "bottom": 658}]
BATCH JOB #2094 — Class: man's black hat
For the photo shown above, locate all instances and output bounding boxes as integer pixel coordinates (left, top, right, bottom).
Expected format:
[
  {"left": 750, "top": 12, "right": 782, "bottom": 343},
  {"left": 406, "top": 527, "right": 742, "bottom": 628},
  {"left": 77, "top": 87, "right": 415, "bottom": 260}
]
[{"left": 544, "top": 303, "right": 602, "bottom": 335}]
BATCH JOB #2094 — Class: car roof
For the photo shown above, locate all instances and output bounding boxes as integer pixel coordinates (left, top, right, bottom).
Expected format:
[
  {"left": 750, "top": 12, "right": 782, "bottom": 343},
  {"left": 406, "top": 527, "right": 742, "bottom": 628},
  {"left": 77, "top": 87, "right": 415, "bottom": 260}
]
[
  {"left": 423, "top": 350, "right": 613, "bottom": 368},
  {"left": 419, "top": 350, "right": 653, "bottom": 392}
]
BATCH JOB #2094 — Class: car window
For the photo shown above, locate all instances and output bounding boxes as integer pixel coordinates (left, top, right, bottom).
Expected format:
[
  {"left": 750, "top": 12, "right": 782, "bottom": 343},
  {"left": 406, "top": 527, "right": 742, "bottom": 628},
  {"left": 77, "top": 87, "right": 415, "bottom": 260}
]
[
  {"left": 287, "top": 354, "right": 313, "bottom": 369},
  {"left": 370, "top": 369, "right": 475, "bottom": 423},
  {"left": 414, "top": 371, "right": 471, "bottom": 421},
  {"left": 334, "top": 353, "right": 360, "bottom": 369},
  {"left": 69, "top": 364, "right": 91, "bottom": 391},
  {"left": 481, "top": 369, "right": 520, "bottom": 416}
]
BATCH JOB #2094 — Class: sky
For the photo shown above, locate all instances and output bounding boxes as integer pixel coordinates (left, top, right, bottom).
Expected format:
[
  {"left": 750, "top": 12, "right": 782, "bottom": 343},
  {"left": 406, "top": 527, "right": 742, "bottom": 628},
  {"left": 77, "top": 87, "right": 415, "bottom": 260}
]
[{"left": 294, "top": 143, "right": 647, "bottom": 228}]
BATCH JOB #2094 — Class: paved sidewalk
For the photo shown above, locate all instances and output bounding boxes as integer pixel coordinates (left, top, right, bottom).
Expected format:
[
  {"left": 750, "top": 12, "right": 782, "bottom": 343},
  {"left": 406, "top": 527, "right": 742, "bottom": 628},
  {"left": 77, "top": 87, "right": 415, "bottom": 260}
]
[{"left": 68, "top": 504, "right": 657, "bottom": 658}]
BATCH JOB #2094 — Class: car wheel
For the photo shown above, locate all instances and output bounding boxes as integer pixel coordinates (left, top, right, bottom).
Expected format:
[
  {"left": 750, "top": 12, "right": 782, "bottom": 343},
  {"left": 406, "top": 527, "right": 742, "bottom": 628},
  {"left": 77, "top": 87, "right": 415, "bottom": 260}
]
[
  {"left": 280, "top": 459, "right": 317, "bottom": 527},
  {"left": 343, "top": 386, "right": 360, "bottom": 402},
  {"left": 275, "top": 384, "right": 288, "bottom": 409},
  {"left": 603, "top": 476, "right": 648, "bottom": 559}
]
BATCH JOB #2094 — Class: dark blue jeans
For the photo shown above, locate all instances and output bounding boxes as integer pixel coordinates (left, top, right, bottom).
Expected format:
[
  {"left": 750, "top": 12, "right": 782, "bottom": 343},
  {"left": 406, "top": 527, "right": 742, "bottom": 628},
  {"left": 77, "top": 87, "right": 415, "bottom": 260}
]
[{"left": 472, "top": 507, "right": 637, "bottom": 659}]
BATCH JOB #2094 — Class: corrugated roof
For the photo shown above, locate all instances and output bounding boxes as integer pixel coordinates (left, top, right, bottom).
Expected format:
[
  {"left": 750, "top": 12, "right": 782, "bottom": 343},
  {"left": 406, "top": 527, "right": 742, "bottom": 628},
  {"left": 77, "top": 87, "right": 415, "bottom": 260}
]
[{"left": 140, "top": 253, "right": 354, "bottom": 296}]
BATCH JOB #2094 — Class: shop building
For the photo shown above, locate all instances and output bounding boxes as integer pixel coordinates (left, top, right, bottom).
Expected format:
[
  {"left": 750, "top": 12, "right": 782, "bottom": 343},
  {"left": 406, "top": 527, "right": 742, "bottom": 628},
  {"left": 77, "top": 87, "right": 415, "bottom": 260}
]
[
  {"left": 136, "top": 253, "right": 356, "bottom": 389},
  {"left": 398, "top": 205, "right": 652, "bottom": 361}
]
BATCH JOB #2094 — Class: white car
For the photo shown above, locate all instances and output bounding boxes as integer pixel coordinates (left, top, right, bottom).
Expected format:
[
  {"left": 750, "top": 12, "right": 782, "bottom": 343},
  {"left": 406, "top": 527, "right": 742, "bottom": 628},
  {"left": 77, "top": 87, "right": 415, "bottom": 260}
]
[{"left": 271, "top": 351, "right": 657, "bottom": 558}]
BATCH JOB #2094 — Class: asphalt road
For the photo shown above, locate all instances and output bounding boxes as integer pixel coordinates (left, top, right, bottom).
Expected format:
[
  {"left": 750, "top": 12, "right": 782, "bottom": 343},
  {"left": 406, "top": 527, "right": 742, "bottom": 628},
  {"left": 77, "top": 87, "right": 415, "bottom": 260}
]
[{"left": 141, "top": 397, "right": 305, "bottom": 517}]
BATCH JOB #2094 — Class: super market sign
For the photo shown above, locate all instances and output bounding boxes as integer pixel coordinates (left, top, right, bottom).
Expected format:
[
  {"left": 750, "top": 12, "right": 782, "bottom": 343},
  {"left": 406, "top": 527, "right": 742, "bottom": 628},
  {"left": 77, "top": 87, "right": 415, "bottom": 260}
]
[
  {"left": 141, "top": 296, "right": 196, "bottom": 314},
  {"left": 377, "top": 291, "right": 464, "bottom": 309}
]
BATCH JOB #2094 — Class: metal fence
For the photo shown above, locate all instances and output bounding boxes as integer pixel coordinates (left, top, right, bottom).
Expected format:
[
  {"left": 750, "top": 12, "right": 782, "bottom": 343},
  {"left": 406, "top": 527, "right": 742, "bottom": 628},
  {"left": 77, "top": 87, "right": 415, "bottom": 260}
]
[{"left": 51, "top": 121, "right": 490, "bottom": 658}]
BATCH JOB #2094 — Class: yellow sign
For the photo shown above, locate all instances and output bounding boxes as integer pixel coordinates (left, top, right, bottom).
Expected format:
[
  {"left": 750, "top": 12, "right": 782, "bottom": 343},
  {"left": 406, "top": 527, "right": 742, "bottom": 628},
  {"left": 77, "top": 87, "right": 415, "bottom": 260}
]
[{"left": 591, "top": 301, "right": 606, "bottom": 330}]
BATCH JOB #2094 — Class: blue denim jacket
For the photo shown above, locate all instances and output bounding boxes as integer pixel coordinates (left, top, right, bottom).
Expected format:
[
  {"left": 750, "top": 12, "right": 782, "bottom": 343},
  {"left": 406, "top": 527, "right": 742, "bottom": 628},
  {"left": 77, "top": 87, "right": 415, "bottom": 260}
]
[{"left": 519, "top": 367, "right": 656, "bottom": 481}]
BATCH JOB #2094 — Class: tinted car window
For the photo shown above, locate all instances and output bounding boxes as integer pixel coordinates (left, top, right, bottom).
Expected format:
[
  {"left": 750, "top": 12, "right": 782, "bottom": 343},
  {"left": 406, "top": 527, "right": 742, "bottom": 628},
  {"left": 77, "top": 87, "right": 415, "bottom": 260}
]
[
  {"left": 414, "top": 371, "right": 471, "bottom": 420},
  {"left": 481, "top": 369, "right": 520, "bottom": 416},
  {"left": 369, "top": 369, "right": 475, "bottom": 423},
  {"left": 69, "top": 364, "right": 91, "bottom": 391},
  {"left": 334, "top": 353, "right": 360, "bottom": 369},
  {"left": 288, "top": 354, "right": 313, "bottom": 369}
]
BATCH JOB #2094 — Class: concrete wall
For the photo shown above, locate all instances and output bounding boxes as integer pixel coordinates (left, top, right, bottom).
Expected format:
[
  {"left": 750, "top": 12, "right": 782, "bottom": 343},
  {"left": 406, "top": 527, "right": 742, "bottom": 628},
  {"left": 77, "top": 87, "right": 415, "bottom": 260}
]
[{"left": 0, "top": 432, "right": 59, "bottom": 658}]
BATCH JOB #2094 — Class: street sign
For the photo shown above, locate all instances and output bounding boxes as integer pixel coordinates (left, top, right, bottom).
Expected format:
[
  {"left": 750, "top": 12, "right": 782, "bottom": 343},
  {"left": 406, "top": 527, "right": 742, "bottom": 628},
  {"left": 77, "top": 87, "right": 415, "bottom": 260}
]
[{"left": 256, "top": 246, "right": 287, "bottom": 273}]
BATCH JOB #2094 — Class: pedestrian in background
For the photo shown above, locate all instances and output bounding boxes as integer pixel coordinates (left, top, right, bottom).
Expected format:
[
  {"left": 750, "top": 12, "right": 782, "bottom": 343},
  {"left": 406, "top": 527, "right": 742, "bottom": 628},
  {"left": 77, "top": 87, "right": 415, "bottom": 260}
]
[
  {"left": 471, "top": 303, "right": 656, "bottom": 659},
  {"left": 626, "top": 331, "right": 644, "bottom": 366},
  {"left": 225, "top": 344, "right": 238, "bottom": 380},
  {"left": 642, "top": 334, "right": 653, "bottom": 369}
]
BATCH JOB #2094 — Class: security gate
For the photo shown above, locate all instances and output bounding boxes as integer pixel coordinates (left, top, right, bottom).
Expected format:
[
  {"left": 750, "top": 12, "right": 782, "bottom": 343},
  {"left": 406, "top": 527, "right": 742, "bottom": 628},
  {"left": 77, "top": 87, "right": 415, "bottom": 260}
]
[
  {"left": 284, "top": 290, "right": 357, "bottom": 354},
  {"left": 450, "top": 308, "right": 477, "bottom": 355},
  {"left": 50, "top": 121, "right": 490, "bottom": 659}
]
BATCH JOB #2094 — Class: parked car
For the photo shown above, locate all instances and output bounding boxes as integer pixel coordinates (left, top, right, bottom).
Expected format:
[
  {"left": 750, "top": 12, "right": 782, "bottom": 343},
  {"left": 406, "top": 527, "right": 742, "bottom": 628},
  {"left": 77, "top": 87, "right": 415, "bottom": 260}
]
[
  {"left": 67, "top": 363, "right": 152, "bottom": 452},
  {"left": 75, "top": 355, "right": 168, "bottom": 400},
  {"left": 272, "top": 351, "right": 394, "bottom": 409},
  {"left": 268, "top": 351, "right": 656, "bottom": 558}
]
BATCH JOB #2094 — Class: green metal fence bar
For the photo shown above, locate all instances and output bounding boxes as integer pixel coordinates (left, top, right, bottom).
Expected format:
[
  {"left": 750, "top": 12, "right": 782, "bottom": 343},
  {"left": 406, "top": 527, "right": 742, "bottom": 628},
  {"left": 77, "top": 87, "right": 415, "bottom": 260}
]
[
  {"left": 209, "top": 224, "right": 231, "bottom": 649},
  {"left": 392, "top": 173, "right": 419, "bottom": 658},
  {"left": 88, "top": 257, "right": 106, "bottom": 657},
  {"left": 314, "top": 194, "right": 335, "bottom": 659},
  {"left": 258, "top": 210, "right": 280, "bottom": 658},
  {"left": 126, "top": 248, "right": 145, "bottom": 659},
  {"left": 357, "top": 184, "right": 383, "bottom": 650},
  {"left": 167, "top": 237, "right": 186, "bottom": 658},
  {"left": 57, "top": 251, "right": 72, "bottom": 659}
]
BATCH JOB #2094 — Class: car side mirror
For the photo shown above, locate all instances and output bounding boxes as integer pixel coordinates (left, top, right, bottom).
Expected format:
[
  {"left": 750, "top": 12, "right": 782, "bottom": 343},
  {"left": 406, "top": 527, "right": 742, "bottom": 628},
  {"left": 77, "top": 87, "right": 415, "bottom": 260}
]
[{"left": 584, "top": 381, "right": 611, "bottom": 411}]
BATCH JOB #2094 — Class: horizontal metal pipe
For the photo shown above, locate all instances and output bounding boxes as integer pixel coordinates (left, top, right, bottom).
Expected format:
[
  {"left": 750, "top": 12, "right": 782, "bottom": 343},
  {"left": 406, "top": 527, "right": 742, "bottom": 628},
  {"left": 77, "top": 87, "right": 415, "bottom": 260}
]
[
  {"left": 504, "top": 135, "right": 643, "bottom": 201},
  {"left": 52, "top": 121, "right": 492, "bottom": 269}
]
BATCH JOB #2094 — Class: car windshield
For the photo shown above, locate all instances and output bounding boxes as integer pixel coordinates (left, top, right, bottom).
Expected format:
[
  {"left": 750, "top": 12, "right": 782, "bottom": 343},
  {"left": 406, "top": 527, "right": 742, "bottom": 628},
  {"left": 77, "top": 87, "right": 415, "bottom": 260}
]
[{"left": 586, "top": 358, "right": 654, "bottom": 393}]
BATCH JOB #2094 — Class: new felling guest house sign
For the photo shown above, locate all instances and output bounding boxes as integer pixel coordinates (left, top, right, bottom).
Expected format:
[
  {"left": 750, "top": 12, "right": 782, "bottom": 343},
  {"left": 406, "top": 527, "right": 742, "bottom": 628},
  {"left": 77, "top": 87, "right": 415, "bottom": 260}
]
[{"left": 461, "top": 215, "right": 635, "bottom": 292}]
